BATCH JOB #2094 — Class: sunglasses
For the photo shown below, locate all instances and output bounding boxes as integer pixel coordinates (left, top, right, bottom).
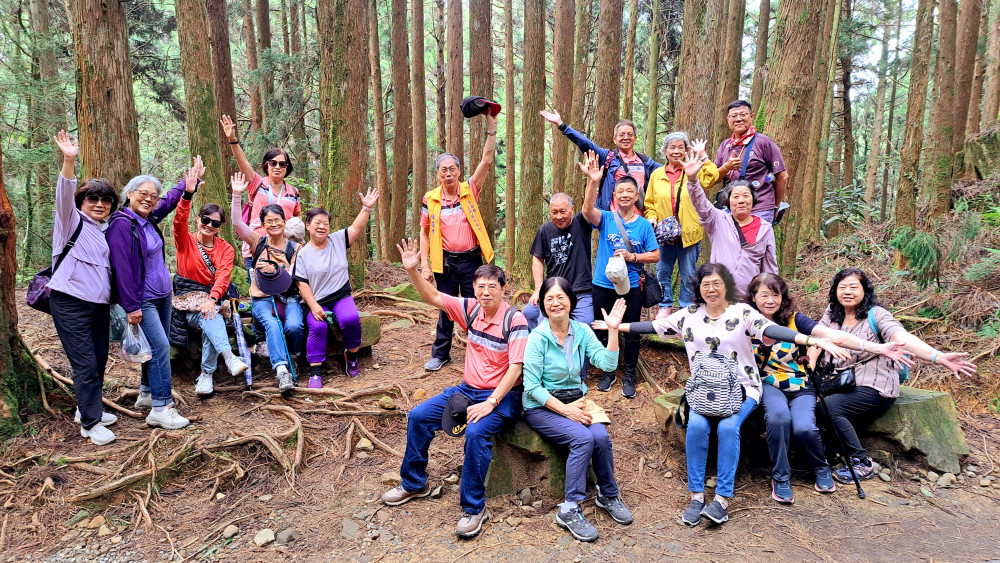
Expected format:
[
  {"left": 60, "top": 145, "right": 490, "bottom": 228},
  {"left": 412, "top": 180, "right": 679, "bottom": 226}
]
[
  {"left": 267, "top": 159, "right": 289, "bottom": 169},
  {"left": 200, "top": 216, "right": 223, "bottom": 228},
  {"left": 85, "top": 194, "right": 115, "bottom": 205}
]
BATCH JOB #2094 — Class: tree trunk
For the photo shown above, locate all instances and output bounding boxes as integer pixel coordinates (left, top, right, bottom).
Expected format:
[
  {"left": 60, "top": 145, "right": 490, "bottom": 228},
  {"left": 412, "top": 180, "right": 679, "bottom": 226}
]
[
  {"left": 716, "top": 0, "right": 746, "bottom": 144},
  {"left": 881, "top": 0, "right": 904, "bottom": 222},
  {"left": 318, "top": 0, "right": 370, "bottom": 285},
  {"left": 984, "top": 0, "right": 1000, "bottom": 125},
  {"left": 966, "top": 5, "right": 990, "bottom": 135},
  {"left": 469, "top": 0, "right": 495, "bottom": 243},
  {"left": 953, "top": 0, "right": 985, "bottom": 154},
  {"left": 290, "top": 0, "right": 301, "bottom": 53},
  {"left": 411, "top": 0, "right": 428, "bottom": 236},
  {"left": 622, "top": 0, "right": 639, "bottom": 120},
  {"left": 840, "top": 49, "right": 855, "bottom": 190},
  {"left": 829, "top": 76, "right": 843, "bottom": 192},
  {"left": 257, "top": 0, "right": 275, "bottom": 130},
  {"left": 805, "top": 0, "right": 840, "bottom": 239},
  {"left": 594, "top": 0, "right": 625, "bottom": 147},
  {"left": 645, "top": 0, "right": 662, "bottom": 157},
  {"left": 925, "top": 0, "right": 957, "bottom": 219},
  {"left": 750, "top": 0, "right": 770, "bottom": 112},
  {"left": 288, "top": 0, "right": 309, "bottom": 181},
  {"left": 388, "top": 0, "right": 413, "bottom": 262},
  {"left": 565, "top": 0, "right": 593, "bottom": 199},
  {"left": 446, "top": 0, "right": 464, "bottom": 163},
  {"left": 280, "top": 0, "right": 291, "bottom": 55},
  {"left": 243, "top": 0, "right": 263, "bottom": 131},
  {"left": 504, "top": 0, "right": 517, "bottom": 269},
  {"left": 552, "top": 0, "right": 577, "bottom": 195},
  {"left": 676, "top": 0, "right": 726, "bottom": 146},
  {"left": 515, "top": 0, "right": 546, "bottom": 285},
  {"left": 67, "top": 0, "right": 141, "bottom": 189},
  {"left": 863, "top": 10, "right": 891, "bottom": 222},
  {"left": 206, "top": 0, "right": 239, "bottom": 185},
  {"left": 896, "top": 0, "right": 934, "bottom": 229},
  {"left": 435, "top": 0, "right": 448, "bottom": 150},
  {"left": 370, "top": 0, "right": 391, "bottom": 257}
]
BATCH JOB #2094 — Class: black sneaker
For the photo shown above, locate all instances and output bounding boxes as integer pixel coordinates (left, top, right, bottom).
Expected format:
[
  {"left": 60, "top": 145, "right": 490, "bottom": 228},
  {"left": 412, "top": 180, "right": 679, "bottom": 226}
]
[
  {"left": 555, "top": 506, "right": 599, "bottom": 542},
  {"left": 596, "top": 494, "right": 633, "bottom": 525},
  {"left": 699, "top": 500, "right": 729, "bottom": 525},
  {"left": 681, "top": 499, "right": 704, "bottom": 526},
  {"left": 621, "top": 375, "right": 636, "bottom": 399},
  {"left": 597, "top": 372, "right": 615, "bottom": 392}
]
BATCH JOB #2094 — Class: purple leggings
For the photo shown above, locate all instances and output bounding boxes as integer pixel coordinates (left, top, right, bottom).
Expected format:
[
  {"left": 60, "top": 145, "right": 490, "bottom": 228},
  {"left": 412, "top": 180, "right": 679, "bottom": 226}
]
[{"left": 306, "top": 296, "right": 363, "bottom": 364}]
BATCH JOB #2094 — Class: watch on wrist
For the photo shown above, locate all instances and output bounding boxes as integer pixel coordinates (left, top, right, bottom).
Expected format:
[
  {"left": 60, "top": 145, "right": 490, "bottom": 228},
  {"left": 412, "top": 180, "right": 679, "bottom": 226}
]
[{"left": 487, "top": 397, "right": 499, "bottom": 407}]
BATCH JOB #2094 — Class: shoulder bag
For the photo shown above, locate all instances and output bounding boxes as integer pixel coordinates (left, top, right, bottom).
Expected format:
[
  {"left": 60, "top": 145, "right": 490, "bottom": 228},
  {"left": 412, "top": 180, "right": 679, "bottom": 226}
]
[{"left": 611, "top": 211, "right": 664, "bottom": 307}]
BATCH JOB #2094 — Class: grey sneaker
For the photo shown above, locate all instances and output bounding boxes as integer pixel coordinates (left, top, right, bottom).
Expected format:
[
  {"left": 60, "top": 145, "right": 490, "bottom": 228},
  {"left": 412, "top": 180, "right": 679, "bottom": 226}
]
[
  {"left": 276, "top": 366, "right": 294, "bottom": 393},
  {"left": 681, "top": 499, "right": 704, "bottom": 526},
  {"left": 597, "top": 372, "right": 615, "bottom": 392},
  {"left": 424, "top": 357, "right": 451, "bottom": 371},
  {"left": 134, "top": 392, "right": 152, "bottom": 410},
  {"left": 255, "top": 341, "right": 270, "bottom": 358},
  {"left": 455, "top": 510, "right": 489, "bottom": 538},
  {"left": 381, "top": 484, "right": 431, "bottom": 506},
  {"left": 700, "top": 499, "right": 729, "bottom": 525},
  {"left": 555, "top": 506, "right": 599, "bottom": 542},
  {"left": 596, "top": 494, "right": 633, "bottom": 525},
  {"left": 74, "top": 409, "right": 118, "bottom": 426}
]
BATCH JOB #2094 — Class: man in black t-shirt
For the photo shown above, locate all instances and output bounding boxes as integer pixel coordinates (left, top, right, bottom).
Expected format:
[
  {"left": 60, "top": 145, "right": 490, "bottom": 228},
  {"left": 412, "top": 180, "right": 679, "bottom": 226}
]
[{"left": 523, "top": 193, "right": 594, "bottom": 329}]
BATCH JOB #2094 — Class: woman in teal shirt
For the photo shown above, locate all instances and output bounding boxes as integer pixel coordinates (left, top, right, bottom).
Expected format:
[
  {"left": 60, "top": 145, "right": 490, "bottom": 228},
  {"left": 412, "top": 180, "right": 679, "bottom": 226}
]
[{"left": 522, "top": 277, "right": 630, "bottom": 542}]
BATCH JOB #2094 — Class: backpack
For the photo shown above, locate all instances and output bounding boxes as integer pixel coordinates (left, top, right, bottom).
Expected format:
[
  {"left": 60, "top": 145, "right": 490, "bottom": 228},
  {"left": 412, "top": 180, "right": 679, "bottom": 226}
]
[
  {"left": 463, "top": 301, "right": 520, "bottom": 342},
  {"left": 241, "top": 181, "right": 300, "bottom": 225},
  {"left": 598, "top": 149, "right": 650, "bottom": 211},
  {"left": 685, "top": 352, "right": 744, "bottom": 417},
  {"left": 867, "top": 308, "right": 911, "bottom": 384}
]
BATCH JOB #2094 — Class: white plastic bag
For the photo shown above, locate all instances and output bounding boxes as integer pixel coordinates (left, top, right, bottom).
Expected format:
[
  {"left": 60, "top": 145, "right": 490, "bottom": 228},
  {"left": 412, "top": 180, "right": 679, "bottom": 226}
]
[{"left": 121, "top": 324, "right": 153, "bottom": 363}]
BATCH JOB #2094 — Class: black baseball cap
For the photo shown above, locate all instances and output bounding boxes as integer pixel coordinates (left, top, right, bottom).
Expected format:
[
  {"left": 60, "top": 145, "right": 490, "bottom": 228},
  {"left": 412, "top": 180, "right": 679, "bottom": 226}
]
[
  {"left": 441, "top": 393, "right": 473, "bottom": 437},
  {"left": 460, "top": 96, "right": 502, "bottom": 119}
]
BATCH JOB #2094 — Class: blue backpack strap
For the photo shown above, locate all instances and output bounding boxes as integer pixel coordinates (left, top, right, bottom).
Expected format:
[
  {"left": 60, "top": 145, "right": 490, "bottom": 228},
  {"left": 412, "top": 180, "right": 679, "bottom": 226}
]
[
  {"left": 867, "top": 308, "right": 882, "bottom": 343},
  {"left": 738, "top": 133, "right": 757, "bottom": 180}
]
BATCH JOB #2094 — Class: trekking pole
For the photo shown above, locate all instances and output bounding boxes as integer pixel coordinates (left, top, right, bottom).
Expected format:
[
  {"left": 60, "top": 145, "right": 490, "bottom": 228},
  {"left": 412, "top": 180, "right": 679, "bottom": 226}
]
[
  {"left": 806, "top": 360, "right": 866, "bottom": 499},
  {"left": 272, "top": 297, "right": 297, "bottom": 382},
  {"left": 231, "top": 299, "right": 253, "bottom": 390}
]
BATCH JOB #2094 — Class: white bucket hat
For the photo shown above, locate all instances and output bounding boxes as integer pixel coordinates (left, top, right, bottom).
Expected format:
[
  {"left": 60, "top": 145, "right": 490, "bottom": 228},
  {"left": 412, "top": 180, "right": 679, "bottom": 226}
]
[{"left": 605, "top": 255, "right": 630, "bottom": 296}]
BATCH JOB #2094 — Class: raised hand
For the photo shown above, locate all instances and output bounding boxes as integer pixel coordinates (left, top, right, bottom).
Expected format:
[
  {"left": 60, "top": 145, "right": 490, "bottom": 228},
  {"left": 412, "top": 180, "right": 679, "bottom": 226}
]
[
  {"left": 682, "top": 148, "right": 706, "bottom": 178},
  {"left": 358, "top": 187, "right": 380, "bottom": 209},
  {"left": 691, "top": 138, "right": 708, "bottom": 160},
  {"left": 231, "top": 172, "right": 248, "bottom": 195},
  {"left": 485, "top": 112, "right": 499, "bottom": 129},
  {"left": 185, "top": 155, "right": 205, "bottom": 193},
  {"left": 54, "top": 130, "right": 79, "bottom": 160},
  {"left": 601, "top": 298, "right": 628, "bottom": 330},
  {"left": 396, "top": 238, "right": 422, "bottom": 272},
  {"left": 577, "top": 150, "right": 603, "bottom": 183},
  {"left": 539, "top": 109, "right": 562, "bottom": 125},
  {"left": 220, "top": 114, "right": 238, "bottom": 141},
  {"left": 936, "top": 352, "right": 977, "bottom": 379}
]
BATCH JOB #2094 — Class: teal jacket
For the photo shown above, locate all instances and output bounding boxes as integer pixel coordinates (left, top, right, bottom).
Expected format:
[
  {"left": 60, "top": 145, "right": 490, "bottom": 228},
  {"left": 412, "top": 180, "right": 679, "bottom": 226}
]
[{"left": 522, "top": 319, "right": 619, "bottom": 410}]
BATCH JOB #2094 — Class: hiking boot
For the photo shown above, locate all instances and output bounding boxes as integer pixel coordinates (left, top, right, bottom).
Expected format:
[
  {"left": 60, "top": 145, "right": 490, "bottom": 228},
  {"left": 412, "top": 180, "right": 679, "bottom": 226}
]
[
  {"left": 225, "top": 355, "right": 249, "bottom": 376},
  {"left": 597, "top": 372, "right": 615, "bottom": 392},
  {"left": 424, "top": 357, "right": 451, "bottom": 371},
  {"left": 834, "top": 457, "right": 875, "bottom": 484},
  {"left": 555, "top": 506, "right": 599, "bottom": 542},
  {"left": 596, "top": 494, "right": 633, "bottom": 525},
  {"left": 699, "top": 500, "right": 729, "bottom": 525},
  {"left": 276, "top": 365, "right": 295, "bottom": 393},
  {"left": 74, "top": 409, "right": 118, "bottom": 426},
  {"left": 80, "top": 423, "right": 116, "bottom": 446},
  {"left": 255, "top": 342, "right": 270, "bottom": 358},
  {"left": 815, "top": 467, "right": 837, "bottom": 493},
  {"left": 145, "top": 406, "right": 190, "bottom": 430},
  {"left": 771, "top": 480, "right": 794, "bottom": 504},
  {"left": 134, "top": 392, "right": 153, "bottom": 410},
  {"left": 455, "top": 510, "right": 489, "bottom": 538},
  {"left": 195, "top": 373, "right": 214, "bottom": 397},
  {"left": 621, "top": 375, "right": 636, "bottom": 399},
  {"left": 681, "top": 499, "right": 704, "bottom": 526},
  {"left": 381, "top": 483, "right": 431, "bottom": 506},
  {"left": 345, "top": 353, "right": 361, "bottom": 377}
]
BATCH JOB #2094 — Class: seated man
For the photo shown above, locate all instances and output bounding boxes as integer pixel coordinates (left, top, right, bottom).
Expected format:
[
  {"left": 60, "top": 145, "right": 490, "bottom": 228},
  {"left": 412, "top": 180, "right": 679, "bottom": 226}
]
[{"left": 382, "top": 238, "right": 528, "bottom": 539}]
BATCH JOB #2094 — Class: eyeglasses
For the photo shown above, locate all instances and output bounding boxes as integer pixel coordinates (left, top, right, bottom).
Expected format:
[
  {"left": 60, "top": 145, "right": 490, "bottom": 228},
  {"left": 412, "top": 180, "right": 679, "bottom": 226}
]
[
  {"left": 616, "top": 132, "right": 636, "bottom": 139},
  {"left": 543, "top": 294, "right": 569, "bottom": 304},
  {"left": 268, "top": 159, "right": 289, "bottom": 169},
  {"left": 134, "top": 190, "right": 159, "bottom": 201},
  {"left": 310, "top": 221, "right": 330, "bottom": 228},
  {"left": 264, "top": 219, "right": 284, "bottom": 226},
  {"left": 84, "top": 194, "right": 115, "bottom": 205},
  {"left": 474, "top": 283, "right": 501, "bottom": 292},
  {"left": 200, "top": 216, "right": 223, "bottom": 228},
  {"left": 728, "top": 112, "right": 751, "bottom": 119},
  {"left": 699, "top": 281, "right": 725, "bottom": 290}
]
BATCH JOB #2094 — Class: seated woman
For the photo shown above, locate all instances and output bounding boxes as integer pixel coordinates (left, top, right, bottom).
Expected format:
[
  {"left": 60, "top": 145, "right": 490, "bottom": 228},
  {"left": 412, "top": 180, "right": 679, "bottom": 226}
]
[
  {"left": 595, "top": 263, "right": 846, "bottom": 526},
  {"left": 746, "top": 273, "right": 910, "bottom": 503},
  {"left": 172, "top": 162, "right": 248, "bottom": 397},
  {"left": 815, "top": 268, "right": 977, "bottom": 483},
  {"left": 231, "top": 172, "right": 304, "bottom": 392},
  {"left": 522, "top": 277, "right": 631, "bottom": 542},
  {"left": 293, "top": 190, "right": 379, "bottom": 387}
]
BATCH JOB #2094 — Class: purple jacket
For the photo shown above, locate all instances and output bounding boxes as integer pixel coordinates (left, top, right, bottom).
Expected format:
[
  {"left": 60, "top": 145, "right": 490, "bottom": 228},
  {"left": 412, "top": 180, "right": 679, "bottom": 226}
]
[{"left": 106, "top": 179, "right": 184, "bottom": 313}]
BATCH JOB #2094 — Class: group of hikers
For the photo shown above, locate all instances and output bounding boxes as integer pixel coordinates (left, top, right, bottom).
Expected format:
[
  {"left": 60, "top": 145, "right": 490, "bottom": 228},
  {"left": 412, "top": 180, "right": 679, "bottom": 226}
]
[{"left": 42, "top": 97, "right": 977, "bottom": 542}]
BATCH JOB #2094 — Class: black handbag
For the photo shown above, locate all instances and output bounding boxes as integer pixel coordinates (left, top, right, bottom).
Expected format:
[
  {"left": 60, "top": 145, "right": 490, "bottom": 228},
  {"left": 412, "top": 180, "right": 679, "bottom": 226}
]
[
  {"left": 611, "top": 211, "right": 664, "bottom": 307},
  {"left": 812, "top": 353, "right": 856, "bottom": 396},
  {"left": 550, "top": 388, "right": 584, "bottom": 404}
]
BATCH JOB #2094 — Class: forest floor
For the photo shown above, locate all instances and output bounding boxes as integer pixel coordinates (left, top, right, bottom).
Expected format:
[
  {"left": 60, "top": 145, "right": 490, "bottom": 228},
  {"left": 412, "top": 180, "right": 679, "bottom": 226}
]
[{"left": 4, "top": 224, "right": 1000, "bottom": 562}]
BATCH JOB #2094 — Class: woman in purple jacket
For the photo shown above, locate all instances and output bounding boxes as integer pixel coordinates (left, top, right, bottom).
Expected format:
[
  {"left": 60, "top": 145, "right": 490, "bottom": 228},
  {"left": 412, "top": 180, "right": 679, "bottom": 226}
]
[
  {"left": 107, "top": 160, "right": 201, "bottom": 430},
  {"left": 49, "top": 131, "right": 121, "bottom": 446}
]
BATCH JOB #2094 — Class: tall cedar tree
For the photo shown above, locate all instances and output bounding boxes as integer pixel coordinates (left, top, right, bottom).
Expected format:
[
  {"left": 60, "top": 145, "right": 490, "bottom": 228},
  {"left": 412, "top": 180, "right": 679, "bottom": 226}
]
[
  {"left": 881, "top": 0, "right": 904, "bottom": 221},
  {"left": 622, "top": 0, "right": 639, "bottom": 120},
  {"left": 67, "top": 0, "right": 141, "bottom": 188},
  {"left": 926, "top": 0, "right": 957, "bottom": 218},
  {"left": 953, "top": 0, "right": 985, "bottom": 154},
  {"left": 676, "top": 0, "right": 726, "bottom": 147},
  {"left": 716, "top": 0, "right": 746, "bottom": 144},
  {"left": 504, "top": 0, "right": 517, "bottom": 269},
  {"left": 552, "top": 0, "right": 577, "bottom": 196},
  {"left": 516, "top": 0, "right": 546, "bottom": 284},
  {"left": 864, "top": 6, "right": 892, "bottom": 222},
  {"left": 565, "top": 0, "right": 593, "bottom": 200},
  {"left": 288, "top": 0, "right": 309, "bottom": 180},
  {"left": 318, "top": 0, "right": 370, "bottom": 284},
  {"left": 206, "top": 0, "right": 238, "bottom": 184},
  {"left": 257, "top": 0, "right": 275, "bottom": 130},
  {"left": 243, "top": 0, "right": 263, "bottom": 131},
  {"left": 369, "top": 0, "right": 391, "bottom": 256},
  {"left": 388, "top": 0, "right": 413, "bottom": 262},
  {"left": 594, "top": 0, "right": 625, "bottom": 146},
  {"left": 896, "top": 0, "right": 934, "bottom": 229},
  {"left": 838, "top": 0, "right": 856, "bottom": 193},
  {"left": 446, "top": 0, "right": 464, "bottom": 163},
  {"left": 750, "top": 0, "right": 770, "bottom": 112},
  {"left": 435, "top": 0, "right": 447, "bottom": 150},
  {"left": 645, "top": 0, "right": 662, "bottom": 157},
  {"left": 985, "top": 0, "right": 1000, "bottom": 124},
  {"left": 761, "top": 0, "right": 827, "bottom": 275},
  {"left": 176, "top": 0, "right": 234, "bottom": 246},
  {"left": 411, "top": 0, "right": 429, "bottom": 232},
  {"left": 469, "top": 0, "right": 496, "bottom": 242},
  {"left": 966, "top": 6, "right": 989, "bottom": 134}
]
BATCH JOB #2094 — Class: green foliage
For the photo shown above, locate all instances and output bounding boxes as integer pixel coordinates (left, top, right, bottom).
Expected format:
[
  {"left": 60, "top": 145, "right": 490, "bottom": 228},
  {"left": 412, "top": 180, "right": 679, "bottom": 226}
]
[
  {"left": 888, "top": 226, "right": 940, "bottom": 289},
  {"left": 978, "top": 315, "right": 1000, "bottom": 339},
  {"left": 915, "top": 306, "right": 944, "bottom": 320},
  {"left": 821, "top": 182, "right": 869, "bottom": 232}
]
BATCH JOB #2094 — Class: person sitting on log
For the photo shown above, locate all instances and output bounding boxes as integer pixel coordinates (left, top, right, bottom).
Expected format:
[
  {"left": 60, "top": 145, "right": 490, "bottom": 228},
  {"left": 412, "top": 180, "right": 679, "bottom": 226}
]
[
  {"left": 522, "top": 276, "right": 631, "bottom": 542},
  {"left": 382, "top": 238, "right": 528, "bottom": 539},
  {"left": 292, "top": 192, "right": 379, "bottom": 388},
  {"left": 813, "top": 268, "right": 977, "bottom": 484}
]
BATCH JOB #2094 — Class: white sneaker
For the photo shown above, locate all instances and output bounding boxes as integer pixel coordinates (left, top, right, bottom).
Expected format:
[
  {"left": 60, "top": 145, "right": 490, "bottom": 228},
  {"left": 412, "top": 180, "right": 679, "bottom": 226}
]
[
  {"left": 145, "top": 406, "right": 190, "bottom": 430},
  {"left": 195, "top": 373, "right": 215, "bottom": 396},
  {"left": 225, "top": 355, "right": 249, "bottom": 376},
  {"left": 74, "top": 409, "right": 119, "bottom": 426},
  {"left": 80, "top": 423, "right": 116, "bottom": 446},
  {"left": 134, "top": 393, "right": 153, "bottom": 410},
  {"left": 276, "top": 365, "right": 295, "bottom": 392},
  {"left": 255, "top": 342, "right": 270, "bottom": 358}
]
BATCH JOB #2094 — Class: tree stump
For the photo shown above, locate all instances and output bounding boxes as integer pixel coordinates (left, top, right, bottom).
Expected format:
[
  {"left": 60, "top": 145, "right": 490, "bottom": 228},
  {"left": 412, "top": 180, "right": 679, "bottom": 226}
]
[{"left": 485, "top": 421, "right": 568, "bottom": 498}]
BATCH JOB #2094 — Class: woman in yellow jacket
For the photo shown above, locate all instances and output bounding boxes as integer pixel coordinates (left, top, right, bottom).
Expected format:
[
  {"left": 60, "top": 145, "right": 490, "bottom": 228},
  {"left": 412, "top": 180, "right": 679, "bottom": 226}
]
[{"left": 645, "top": 132, "right": 718, "bottom": 319}]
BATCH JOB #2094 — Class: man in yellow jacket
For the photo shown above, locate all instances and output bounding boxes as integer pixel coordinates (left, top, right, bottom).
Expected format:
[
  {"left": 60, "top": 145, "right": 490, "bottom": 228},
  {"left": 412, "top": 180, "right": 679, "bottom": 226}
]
[
  {"left": 419, "top": 112, "right": 499, "bottom": 371},
  {"left": 645, "top": 132, "right": 719, "bottom": 319}
]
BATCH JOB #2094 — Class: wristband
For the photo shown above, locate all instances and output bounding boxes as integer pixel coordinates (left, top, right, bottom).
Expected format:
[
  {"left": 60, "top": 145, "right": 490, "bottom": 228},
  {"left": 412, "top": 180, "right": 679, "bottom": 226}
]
[
  {"left": 805, "top": 336, "right": 812, "bottom": 346},
  {"left": 859, "top": 341, "right": 865, "bottom": 353},
  {"left": 362, "top": 205, "right": 373, "bottom": 213},
  {"left": 931, "top": 351, "right": 941, "bottom": 364},
  {"left": 558, "top": 122, "right": 568, "bottom": 132},
  {"left": 486, "top": 130, "right": 497, "bottom": 136},
  {"left": 230, "top": 138, "right": 240, "bottom": 145}
]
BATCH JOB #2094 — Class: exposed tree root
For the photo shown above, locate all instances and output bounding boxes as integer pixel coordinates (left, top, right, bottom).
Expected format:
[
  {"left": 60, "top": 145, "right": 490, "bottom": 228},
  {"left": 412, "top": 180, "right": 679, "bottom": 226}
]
[
  {"left": 263, "top": 406, "right": 305, "bottom": 475},
  {"left": 204, "top": 435, "right": 292, "bottom": 473},
  {"left": 33, "top": 353, "right": 144, "bottom": 419},
  {"left": 348, "top": 417, "right": 403, "bottom": 457},
  {"left": 70, "top": 437, "right": 195, "bottom": 502}
]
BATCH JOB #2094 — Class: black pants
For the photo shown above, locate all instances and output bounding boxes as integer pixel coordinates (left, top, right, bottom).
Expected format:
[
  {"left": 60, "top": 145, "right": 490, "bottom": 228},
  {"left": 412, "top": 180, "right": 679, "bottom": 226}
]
[
  {"left": 431, "top": 251, "right": 483, "bottom": 361},
  {"left": 592, "top": 284, "right": 642, "bottom": 379},
  {"left": 822, "top": 385, "right": 895, "bottom": 459},
  {"left": 50, "top": 290, "right": 111, "bottom": 430}
]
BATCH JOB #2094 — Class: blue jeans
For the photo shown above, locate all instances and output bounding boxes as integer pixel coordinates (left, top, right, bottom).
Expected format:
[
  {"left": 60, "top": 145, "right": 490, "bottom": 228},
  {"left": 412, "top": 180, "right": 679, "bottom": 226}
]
[
  {"left": 186, "top": 311, "right": 233, "bottom": 374},
  {"left": 524, "top": 407, "right": 619, "bottom": 503},
  {"left": 139, "top": 295, "right": 173, "bottom": 408},
  {"left": 399, "top": 382, "right": 522, "bottom": 515},
  {"left": 685, "top": 397, "right": 758, "bottom": 497},
  {"left": 523, "top": 292, "right": 594, "bottom": 376},
  {"left": 761, "top": 385, "right": 829, "bottom": 482},
  {"left": 251, "top": 297, "right": 305, "bottom": 370},
  {"left": 657, "top": 241, "right": 700, "bottom": 309}
]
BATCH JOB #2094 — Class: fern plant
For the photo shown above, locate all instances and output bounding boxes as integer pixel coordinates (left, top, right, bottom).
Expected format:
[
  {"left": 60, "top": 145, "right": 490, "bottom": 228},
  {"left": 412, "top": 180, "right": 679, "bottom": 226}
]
[{"left": 889, "top": 226, "right": 941, "bottom": 289}]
